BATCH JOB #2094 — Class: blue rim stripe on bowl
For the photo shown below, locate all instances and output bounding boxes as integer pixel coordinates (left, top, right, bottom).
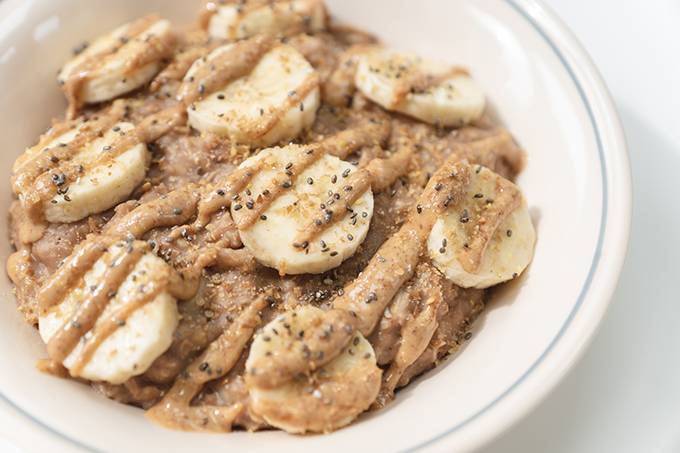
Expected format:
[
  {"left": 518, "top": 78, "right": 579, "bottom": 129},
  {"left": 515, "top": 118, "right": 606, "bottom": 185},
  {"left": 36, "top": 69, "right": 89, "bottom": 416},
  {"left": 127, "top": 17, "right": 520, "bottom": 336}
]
[
  {"left": 406, "top": 0, "right": 610, "bottom": 451},
  {"left": 0, "top": 1, "right": 611, "bottom": 452}
]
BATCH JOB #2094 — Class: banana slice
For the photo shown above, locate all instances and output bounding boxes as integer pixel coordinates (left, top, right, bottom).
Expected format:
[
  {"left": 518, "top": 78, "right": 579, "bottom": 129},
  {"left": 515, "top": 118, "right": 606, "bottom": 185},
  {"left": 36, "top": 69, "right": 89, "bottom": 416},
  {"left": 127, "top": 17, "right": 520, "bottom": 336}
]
[
  {"left": 14, "top": 121, "right": 150, "bottom": 224},
  {"left": 355, "top": 48, "right": 485, "bottom": 127},
  {"left": 186, "top": 44, "right": 320, "bottom": 147},
  {"left": 427, "top": 166, "right": 535, "bottom": 289},
  {"left": 39, "top": 240, "right": 179, "bottom": 384},
  {"left": 57, "top": 16, "right": 173, "bottom": 105},
  {"left": 208, "top": 0, "right": 327, "bottom": 40},
  {"left": 230, "top": 144, "right": 373, "bottom": 275},
  {"left": 246, "top": 306, "right": 381, "bottom": 433}
]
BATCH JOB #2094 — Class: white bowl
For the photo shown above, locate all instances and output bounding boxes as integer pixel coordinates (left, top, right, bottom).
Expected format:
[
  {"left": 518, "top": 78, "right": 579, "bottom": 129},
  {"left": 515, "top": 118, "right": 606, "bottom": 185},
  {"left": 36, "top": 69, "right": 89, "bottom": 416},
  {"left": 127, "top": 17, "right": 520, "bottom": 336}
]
[{"left": 0, "top": 0, "right": 631, "bottom": 451}]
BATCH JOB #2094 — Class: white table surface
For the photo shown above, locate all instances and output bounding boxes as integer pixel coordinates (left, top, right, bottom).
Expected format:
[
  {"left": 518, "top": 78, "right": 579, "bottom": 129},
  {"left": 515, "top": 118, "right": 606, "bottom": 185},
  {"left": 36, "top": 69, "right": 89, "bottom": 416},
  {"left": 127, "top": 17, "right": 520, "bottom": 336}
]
[{"left": 1, "top": 1, "right": 679, "bottom": 452}]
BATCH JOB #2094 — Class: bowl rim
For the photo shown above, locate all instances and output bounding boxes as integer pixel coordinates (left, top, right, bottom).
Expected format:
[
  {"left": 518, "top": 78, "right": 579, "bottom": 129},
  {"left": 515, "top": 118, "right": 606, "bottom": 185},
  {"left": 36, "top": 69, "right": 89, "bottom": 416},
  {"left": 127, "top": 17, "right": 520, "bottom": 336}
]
[
  {"left": 411, "top": 0, "right": 632, "bottom": 451},
  {"left": 0, "top": 0, "right": 632, "bottom": 452}
]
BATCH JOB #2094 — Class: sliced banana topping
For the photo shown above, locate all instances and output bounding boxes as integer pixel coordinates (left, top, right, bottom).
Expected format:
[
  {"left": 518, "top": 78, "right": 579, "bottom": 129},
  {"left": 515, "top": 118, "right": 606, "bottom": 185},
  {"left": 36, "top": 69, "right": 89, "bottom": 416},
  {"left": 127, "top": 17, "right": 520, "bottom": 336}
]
[
  {"left": 186, "top": 44, "right": 320, "bottom": 147},
  {"left": 58, "top": 15, "right": 174, "bottom": 111},
  {"left": 230, "top": 144, "right": 373, "bottom": 275},
  {"left": 208, "top": 0, "right": 327, "bottom": 41},
  {"left": 13, "top": 120, "right": 150, "bottom": 224},
  {"left": 246, "top": 306, "right": 381, "bottom": 434},
  {"left": 355, "top": 47, "right": 486, "bottom": 127},
  {"left": 38, "top": 239, "right": 179, "bottom": 384},
  {"left": 428, "top": 166, "right": 535, "bottom": 289}
]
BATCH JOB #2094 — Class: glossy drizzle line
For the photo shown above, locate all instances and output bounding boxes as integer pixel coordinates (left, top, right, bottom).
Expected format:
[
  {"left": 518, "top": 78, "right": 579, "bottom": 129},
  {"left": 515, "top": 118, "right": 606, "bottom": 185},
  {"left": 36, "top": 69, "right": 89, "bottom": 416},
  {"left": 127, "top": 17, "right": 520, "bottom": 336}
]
[
  {"left": 46, "top": 242, "right": 146, "bottom": 364},
  {"left": 146, "top": 294, "right": 269, "bottom": 431},
  {"left": 390, "top": 67, "right": 469, "bottom": 107},
  {"left": 61, "top": 15, "right": 174, "bottom": 119},
  {"left": 292, "top": 140, "right": 413, "bottom": 245}
]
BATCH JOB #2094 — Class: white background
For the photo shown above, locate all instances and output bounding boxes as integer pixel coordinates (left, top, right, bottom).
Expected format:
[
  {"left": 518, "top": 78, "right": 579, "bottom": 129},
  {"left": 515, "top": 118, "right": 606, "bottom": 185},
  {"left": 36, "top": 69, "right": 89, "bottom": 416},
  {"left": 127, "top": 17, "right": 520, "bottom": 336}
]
[{"left": 1, "top": 0, "right": 679, "bottom": 452}]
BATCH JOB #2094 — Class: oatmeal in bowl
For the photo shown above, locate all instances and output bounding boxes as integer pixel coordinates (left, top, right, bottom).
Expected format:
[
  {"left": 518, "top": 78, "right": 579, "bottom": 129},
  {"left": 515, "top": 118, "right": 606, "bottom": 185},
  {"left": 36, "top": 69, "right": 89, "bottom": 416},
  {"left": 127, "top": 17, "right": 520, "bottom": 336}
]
[{"left": 6, "top": 0, "right": 536, "bottom": 435}]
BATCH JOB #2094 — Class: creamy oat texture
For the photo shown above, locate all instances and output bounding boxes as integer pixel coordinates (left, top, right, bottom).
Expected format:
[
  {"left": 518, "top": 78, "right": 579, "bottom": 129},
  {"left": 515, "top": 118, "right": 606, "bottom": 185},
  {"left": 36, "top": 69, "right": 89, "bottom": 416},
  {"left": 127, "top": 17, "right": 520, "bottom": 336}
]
[{"left": 6, "top": 0, "right": 535, "bottom": 435}]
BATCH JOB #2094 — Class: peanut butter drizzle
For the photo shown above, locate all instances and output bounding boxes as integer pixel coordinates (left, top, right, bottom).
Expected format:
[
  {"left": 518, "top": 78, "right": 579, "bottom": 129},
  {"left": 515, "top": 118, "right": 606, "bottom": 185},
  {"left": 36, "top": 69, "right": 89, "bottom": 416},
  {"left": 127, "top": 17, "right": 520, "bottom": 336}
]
[
  {"left": 150, "top": 45, "right": 213, "bottom": 92},
  {"left": 334, "top": 160, "right": 472, "bottom": 336},
  {"left": 63, "top": 15, "right": 164, "bottom": 119},
  {"left": 165, "top": 244, "right": 234, "bottom": 301},
  {"left": 245, "top": 308, "right": 357, "bottom": 390},
  {"left": 318, "top": 116, "right": 391, "bottom": 160},
  {"left": 177, "top": 35, "right": 275, "bottom": 104},
  {"left": 178, "top": 36, "right": 318, "bottom": 145},
  {"left": 455, "top": 171, "right": 522, "bottom": 273},
  {"left": 12, "top": 102, "right": 126, "bottom": 207},
  {"left": 30, "top": 166, "right": 264, "bottom": 377},
  {"left": 213, "top": 247, "right": 258, "bottom": 272},
  {"left": 135, "top": 104, "right": 188, "bottom": 143},
  {"left": 13, "top": 99, "right": 185, "bottom": 246},
  {"left": 37, "top": 239, "right": 113, "bottom": 314},
  {"left": 147, "top": 294, "right": 268, "bottom": 431},
  {"left": 37, "top": 183, "right": 200, "bottom": 305},
  {"left": 365, "top": 141, "right": 414, "bottom": 191},
  {"left": 40, "top": 231, "right": 249, "bottom": 376},
  {"left": 457, "top": 129, "right": 525, "bottom": 176},
  {"left": 12, "top": 119, "right": 81, "bottom": 173},
  {"left": 376, "top": 266, "right": 443, "bottom": 406},
  {"left": 197, "top": 1, "right": 224, "bottom": 29},
  {"left": 70, "top": 275, "right": 164, "bottom": 376},
  {"left": 11, "top": 203, "right": 47, "bottom": 245},
  {"left": 46, "top": 244, "right": 146, "bottom": 364},
  {"left": 124, "top": 26, "right": 176, "bottom": 75},
  {"left": 192, "top": 120, "right": 389, "bottom": 231},
  {"left": 235, "top": 145, "right": 326, "bottom": 230},
  {"left": 140, "top": 226, "right": 251, "bottom": 298},
  {"left": 249, "top": 72, "right": 320, "bottom": 141},
  {"left": 72, "top": 243, "right": 237, "bottom": 375},
  {"left": 296, "top": 167, "right": 371, "bottom": 244},
  {"left": 36, "top": 358, "right": 70, "bottom": 378},
  {"left": 205, "top": 211, "right": 242, "bottom": 246},
  {"left": 328, "top": 23, "right": 380, "bottom": 45},
  {"left": 63, "top": 82, "right": 86, "bottom": 121},
  {"left": 292, "top": 142, "right": 413, "bottom": 245},
  {"left": 11, "top": 103, "right": 127, "bottom": 244},
  {"left": 323, "top": 45, "right": 372, "bottom": 107},
  {"left": 71, "top": 104, "right": 185, "bottom": 178},
  {"left": 224, "top": 1, "right": 257, "bottom": 39},
  {"left": 391, "top": 67, "right": 470, "bottom": 107},
  {"left": 194, "top": 163, "right": 263, "bottom": 228},
  {"left": 251, "top": 161, "right": 473, "bottom": 388},
  {"left": 104, "top": 184, "right": 201, "bottom": 238},
  {"left": 233, "top": 118, "right": 391, "bottom": 231},
  {"left": 6, "top": 248, "right": 32, "bottom": 292}
]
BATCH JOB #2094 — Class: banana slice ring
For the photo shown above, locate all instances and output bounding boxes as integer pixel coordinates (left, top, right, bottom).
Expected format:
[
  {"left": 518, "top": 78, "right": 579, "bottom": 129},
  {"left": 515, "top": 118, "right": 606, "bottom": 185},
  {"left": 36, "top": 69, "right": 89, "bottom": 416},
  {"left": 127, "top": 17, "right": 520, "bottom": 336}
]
[
  {"left": 38, "top": 239, "right": 179, "bottom": 384},
  {"left": 355, "top": 47, "right": 486, "bottom": 127},
  {"left": 428, "top": 166, "right": 536, "bottom": 288},
  {"left": 229, "top": 144, "right": 374, "bottom": 275},
  {"left": 13, "top": 119, "right": 150, "bottom": 224},
  {"left": 186, "top": 44, "right": 320, "bottom": 147},
  {"left": 207, "top": 0, "right": 327, "bottom": 41},
  {"left": 58, "top": 16, "right": 174, "bottom": 109},
  {"left": 246, "top": 306, "right": 381, "bottom": 433}
]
